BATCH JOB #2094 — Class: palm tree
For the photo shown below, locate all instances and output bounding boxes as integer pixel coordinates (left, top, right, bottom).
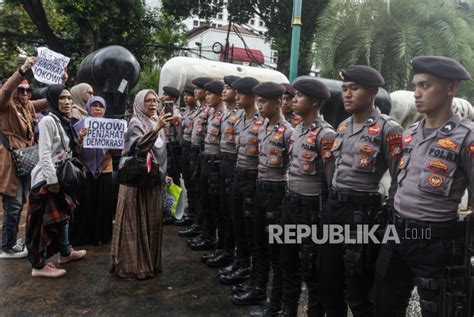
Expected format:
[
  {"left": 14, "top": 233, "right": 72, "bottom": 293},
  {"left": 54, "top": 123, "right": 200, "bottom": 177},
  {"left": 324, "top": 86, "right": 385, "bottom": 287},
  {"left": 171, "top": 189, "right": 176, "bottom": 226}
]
[{"left": 315, "top": 0, "right": 474, "bottom": 98}]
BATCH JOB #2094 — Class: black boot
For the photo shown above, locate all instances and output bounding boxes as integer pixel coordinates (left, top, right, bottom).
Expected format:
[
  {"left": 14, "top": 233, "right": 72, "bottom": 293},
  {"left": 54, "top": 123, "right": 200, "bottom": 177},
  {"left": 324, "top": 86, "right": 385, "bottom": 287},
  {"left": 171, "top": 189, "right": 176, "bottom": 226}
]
[
  {"left": 178, "top": 224, "right": 203, "bottom": 237},
  {"left": 277, "top": 304, "right": 298, "bottom": 317},
  {"left": 231, "top": 277, "right": 254, "bottom": 294},
  {"left": 162, "top": 215, "right": 175, "bottom": 225},
  {"left": 218, "top": 259, "right": 240, "bottom": 276},
  {"left": 190, "top": 237, "right": 217, "bottom": 251},
  {"left": 219, "top": 266, "right": 250, "bottom": 285},
  {"left": 174, "top": 217, "right": 194, "bottom": 226},
  {"left": 231, "top": 287, "right": 267, "bottom": 306},
  {"left": 201, "top": 249, "right": 223, "bottom": 263},
  {"left": 206, "top": 251, "right": 233, "bottom": 268}
]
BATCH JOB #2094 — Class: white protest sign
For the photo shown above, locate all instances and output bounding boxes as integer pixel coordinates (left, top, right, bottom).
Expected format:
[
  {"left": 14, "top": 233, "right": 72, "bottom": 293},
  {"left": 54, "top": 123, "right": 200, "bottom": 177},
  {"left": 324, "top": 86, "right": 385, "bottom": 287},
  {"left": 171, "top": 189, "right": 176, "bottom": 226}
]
[
  {"left": 31, "top": 47, "right": 70, "bottom": 85},
  {"left": 84, "top": 117, "right": 128, "bottom": 149}
]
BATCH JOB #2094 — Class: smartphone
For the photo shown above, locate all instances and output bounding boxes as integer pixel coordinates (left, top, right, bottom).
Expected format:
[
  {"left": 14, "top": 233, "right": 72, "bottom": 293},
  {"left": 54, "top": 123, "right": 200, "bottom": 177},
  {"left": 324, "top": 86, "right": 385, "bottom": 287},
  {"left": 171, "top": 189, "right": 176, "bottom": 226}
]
[{"left": 164, "top": 101, "right": 174, "bottom": 115}]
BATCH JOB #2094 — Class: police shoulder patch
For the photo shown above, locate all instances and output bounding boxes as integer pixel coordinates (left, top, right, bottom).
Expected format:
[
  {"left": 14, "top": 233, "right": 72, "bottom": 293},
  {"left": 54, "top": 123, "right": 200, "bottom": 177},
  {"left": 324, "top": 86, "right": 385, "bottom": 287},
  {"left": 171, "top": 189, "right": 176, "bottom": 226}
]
[
  {"left": 469, "top": 142, "right": 474, "bottom": 155},
  {"left": 428, "top": 174, "right": 444, "bottom": 188}
]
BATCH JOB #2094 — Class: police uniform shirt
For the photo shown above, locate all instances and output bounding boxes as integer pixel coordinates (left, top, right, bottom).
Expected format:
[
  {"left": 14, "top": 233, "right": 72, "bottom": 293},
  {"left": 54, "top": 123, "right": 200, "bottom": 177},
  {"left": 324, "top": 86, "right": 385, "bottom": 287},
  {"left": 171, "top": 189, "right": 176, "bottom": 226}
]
[
  {"left": 235, "top": 111, "right": 263, "bottom": 170},
  {"left": 204, "top": 106, "right": 227, "bottom": 155},
  {"left": 191, "top": 105, "right": 211, "bottom": 147},
  {"left": 395, "top": 114, "right": 474, "bottom": 222},
  {"left": 331, "top": 108, "right": 403, "bottom": 198},
  {"left": 220, "top": 108, "right": 245, "bottom": 154},
  {"left": 288, "top": 117, "right": 336, "bottom": 196},
  {"left": 182, "top": 107, "right": 197, "bottom": 143},
  {"left": 257, "top": 118, "right": 293, "bottom": 182},
  {"left": 284, "top": 112, "right": 303, "bottom": 128},
  {"left": 164, "top": 107, "right": 182, "bottom": 143}
]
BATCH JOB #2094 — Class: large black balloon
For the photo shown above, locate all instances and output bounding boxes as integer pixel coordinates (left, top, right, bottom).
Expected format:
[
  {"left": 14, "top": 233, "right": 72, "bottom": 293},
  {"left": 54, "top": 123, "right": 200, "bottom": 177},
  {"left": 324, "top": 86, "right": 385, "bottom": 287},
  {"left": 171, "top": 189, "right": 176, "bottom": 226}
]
[
  {"left": 77, "top": 45, "right": 140, "bottom": 117},
  {"left": 293, "top": 76, "right": 392, "bottom": 128}
]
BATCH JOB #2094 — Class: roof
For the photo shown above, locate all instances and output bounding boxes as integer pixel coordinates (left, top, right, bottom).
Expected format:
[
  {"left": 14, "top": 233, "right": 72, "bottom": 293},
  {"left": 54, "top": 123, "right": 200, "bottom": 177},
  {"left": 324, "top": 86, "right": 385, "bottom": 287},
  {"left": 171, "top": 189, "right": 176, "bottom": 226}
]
[{"left": 186, "top": 23, "right": 259, "bottom": 40}]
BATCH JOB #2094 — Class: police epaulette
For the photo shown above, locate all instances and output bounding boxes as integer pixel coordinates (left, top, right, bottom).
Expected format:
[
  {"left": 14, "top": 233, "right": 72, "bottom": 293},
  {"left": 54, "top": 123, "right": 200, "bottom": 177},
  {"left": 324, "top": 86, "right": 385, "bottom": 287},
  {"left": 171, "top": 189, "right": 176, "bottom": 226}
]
[{"left": 408, "top": 121, "right": 420, "bottom": 131}]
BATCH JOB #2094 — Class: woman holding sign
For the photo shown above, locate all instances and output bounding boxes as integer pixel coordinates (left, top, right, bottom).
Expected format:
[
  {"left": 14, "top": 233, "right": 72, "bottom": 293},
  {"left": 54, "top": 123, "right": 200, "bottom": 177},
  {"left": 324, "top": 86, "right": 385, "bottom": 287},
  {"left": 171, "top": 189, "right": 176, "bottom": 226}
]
[
  {"left": 71, "top": 96, "right": 114, "bottom": 246},
  {"left": 110, "top": 89, "right": 172, "bottom": 280}
]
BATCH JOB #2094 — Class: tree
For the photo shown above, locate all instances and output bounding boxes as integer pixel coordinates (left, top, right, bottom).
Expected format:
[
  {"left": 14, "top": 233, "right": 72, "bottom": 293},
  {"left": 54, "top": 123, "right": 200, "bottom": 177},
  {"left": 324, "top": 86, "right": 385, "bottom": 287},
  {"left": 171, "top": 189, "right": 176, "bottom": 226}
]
[
  {"left": 316, "top": 0, "right": 474, "bottom": 98},
  {"left": 162, "top": 0, "right": 330, "bottom": 76}
]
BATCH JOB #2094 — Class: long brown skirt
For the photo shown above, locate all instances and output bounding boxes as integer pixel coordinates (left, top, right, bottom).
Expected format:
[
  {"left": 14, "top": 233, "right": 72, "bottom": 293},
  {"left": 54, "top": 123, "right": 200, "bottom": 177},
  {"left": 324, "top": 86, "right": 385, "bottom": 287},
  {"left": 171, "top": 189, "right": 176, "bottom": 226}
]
[{"left": 110, "top": 184, "right": 164, "bottom": 280}]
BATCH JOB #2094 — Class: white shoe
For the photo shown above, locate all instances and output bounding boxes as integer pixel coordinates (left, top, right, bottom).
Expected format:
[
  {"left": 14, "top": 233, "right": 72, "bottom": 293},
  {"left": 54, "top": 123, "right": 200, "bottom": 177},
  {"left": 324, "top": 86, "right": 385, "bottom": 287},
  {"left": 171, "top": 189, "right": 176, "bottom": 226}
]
[
  {"left": 32, "top": 262, "right": 66, "bottom": 278},
  {"left": 58, "top": 249, "right": 86, "bottom": 264},
  {"left": 0, "top": 248, "right": 28, "bottom": 259}
]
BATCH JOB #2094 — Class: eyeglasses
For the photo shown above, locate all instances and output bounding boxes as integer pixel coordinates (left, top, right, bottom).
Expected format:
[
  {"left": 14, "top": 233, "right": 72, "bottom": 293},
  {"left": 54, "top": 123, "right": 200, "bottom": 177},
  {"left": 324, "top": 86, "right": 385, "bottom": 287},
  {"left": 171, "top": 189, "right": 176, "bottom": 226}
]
[
  {"left": 144, "top": 98, "right": 158, "bottom": 103},
  {"left": 17, "top": 88, "right": 32, "bottom": 94}
]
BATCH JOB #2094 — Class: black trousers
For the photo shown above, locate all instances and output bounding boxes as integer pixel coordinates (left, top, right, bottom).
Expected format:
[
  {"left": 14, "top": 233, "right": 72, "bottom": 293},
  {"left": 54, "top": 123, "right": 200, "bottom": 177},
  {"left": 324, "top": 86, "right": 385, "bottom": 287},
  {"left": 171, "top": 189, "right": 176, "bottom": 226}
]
[
  {"left": 374, "top": 220, "right": 461, "bottom": 317},
  {"left": 253, "top": 180, "right": 286, "bottom": 295},
  {"left": 218, "top": 152, "right": 236, "bottom": 252},
  {"left": 199, "top": 153, "right": 220, "bottom": 239},
  {"left": 181, "top": 141, "right": 196, "bottom": 217},
  {"left": 319, "top": 196, "right": 377, "bottom": 317},
  {"left": 279, "top": 192, "right": 326, "bottom": 315},
  {"left": 166, "top": 141, "right": 181, "bottom": 186},
  {"left": 231, "top": 167, "right": 257, "bottom": 266},
  {"left": 189, "top": 146, "right": 203, "bottom": 227}
]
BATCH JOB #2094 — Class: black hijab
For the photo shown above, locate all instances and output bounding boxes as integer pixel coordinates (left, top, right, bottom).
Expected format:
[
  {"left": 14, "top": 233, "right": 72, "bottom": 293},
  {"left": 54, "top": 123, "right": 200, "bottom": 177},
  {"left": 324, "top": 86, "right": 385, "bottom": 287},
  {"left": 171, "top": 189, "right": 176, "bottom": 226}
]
[{"left": 46, "top": 84, "right": 79, "bottom": 152}]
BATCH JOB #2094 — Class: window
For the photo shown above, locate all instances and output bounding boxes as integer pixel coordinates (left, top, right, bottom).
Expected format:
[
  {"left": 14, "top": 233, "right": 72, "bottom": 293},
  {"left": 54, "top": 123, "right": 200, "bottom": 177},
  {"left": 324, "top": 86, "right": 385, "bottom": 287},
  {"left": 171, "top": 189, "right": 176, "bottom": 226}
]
[
  {"left": 217, "top": 13, "right": 223, "bottom": 20},
  {"left": 250, "top": 19, "right": 255, "bottom": 25},
  {"left": 259, "top": 21, "right": 264, "bottom": 27},
  {"left": 193, "top": 20, "right": 199, "bottom": 27},
  {"left": 212, "top": 23, "right": 218, "bottom": 28},
  {"left": 271, "top": 50, "right": 278, "bottom": 64}
]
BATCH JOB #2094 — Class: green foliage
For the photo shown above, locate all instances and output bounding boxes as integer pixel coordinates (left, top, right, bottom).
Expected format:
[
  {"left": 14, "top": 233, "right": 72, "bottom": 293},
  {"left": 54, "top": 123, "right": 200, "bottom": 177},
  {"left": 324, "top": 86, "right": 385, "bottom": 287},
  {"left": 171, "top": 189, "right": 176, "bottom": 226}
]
[
  {"left": 129, "top": 66, "right": 161, "bottom": 104},
  {"left": 316, "top": 0, "right": 474, "bottom": 98}
]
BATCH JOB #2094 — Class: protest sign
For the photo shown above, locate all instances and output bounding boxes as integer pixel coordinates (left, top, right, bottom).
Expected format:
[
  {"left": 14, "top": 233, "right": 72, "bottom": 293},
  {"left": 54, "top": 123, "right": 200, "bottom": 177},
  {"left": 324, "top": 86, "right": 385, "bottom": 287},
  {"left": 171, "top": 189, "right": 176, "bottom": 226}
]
[
  {"left": 84, "top": 117, "right": 128, "bottom": 149},
  {"left": 31, "top": 47, "right": 70, "bottom": 85}
]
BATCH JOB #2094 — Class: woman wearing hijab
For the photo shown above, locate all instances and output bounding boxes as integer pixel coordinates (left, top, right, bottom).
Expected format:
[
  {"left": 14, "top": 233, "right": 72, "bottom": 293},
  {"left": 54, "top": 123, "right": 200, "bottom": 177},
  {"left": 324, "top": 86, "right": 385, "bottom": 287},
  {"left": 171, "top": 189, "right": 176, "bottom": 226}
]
[
  {"left": 26, "top": 84, "right": 87, "bottom": 278},
  {"left": 70, "top": 83, "right": 94, "bottom": 125},
  {"left": 110, "top": 89, "right": 172, "bottom": 280},
  {"left": 70, "top": 96, "right": 114, "bottom": 246}
]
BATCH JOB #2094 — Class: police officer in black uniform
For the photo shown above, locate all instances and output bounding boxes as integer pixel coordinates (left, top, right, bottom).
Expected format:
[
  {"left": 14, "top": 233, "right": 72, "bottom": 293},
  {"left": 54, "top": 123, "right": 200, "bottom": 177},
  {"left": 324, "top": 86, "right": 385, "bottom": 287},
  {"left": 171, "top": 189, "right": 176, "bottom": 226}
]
[
  {"left": 178, "top": 77, "right": 213, "bottom": 239},
  {"left": 204, "top": 75, "right": 242, "bottom": 267},
  {"left": 218, "top": 77, "right": 261, "bottom": 286},
  {"left": 374, "top": 56, "right": 474, "bottom": 317},
  {"left": 319, "top": 66, "right": 403, "bottom": 317}
]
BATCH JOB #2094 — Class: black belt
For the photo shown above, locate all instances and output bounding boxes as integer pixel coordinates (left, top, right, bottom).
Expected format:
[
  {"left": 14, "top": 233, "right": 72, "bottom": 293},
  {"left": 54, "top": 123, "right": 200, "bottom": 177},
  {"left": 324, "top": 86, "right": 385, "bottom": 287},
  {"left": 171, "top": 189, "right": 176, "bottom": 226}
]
[
  {"left": 256, "top": 180, "right": 286, "bottom": 192},
  {"left": 392, "top": 212, "right": 463, "bottom": 239},
  {"left": 329, "top": 188, "right": 381, "bottom": 206},
  {"left": 286, "top": 191, "right": 320, "bottom": 207},
  {"left": 220, "top": 152, "right": 237, "bottom": 161},
  {"left": 235, "top": 167, "right": 258, "bottom": 178},
  {"left": 202, "top": 153, "right": 220, "bottom": 163},
  {"left": 182, "top": 140, "right": 192, "bottom": 147}
]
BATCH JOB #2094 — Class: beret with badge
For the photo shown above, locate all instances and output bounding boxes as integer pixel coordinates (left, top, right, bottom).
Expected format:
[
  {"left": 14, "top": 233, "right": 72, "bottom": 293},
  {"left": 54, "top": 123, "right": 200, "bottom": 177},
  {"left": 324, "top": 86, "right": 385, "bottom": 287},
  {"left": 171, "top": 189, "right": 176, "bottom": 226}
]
[
  {"left": 253, "top": 82, "right": 285, "bottom": 99},
  {"left": 192, "top": 77, "right": 213, "bottom": 89},
  {"left": 282, "top": 83, "right": 296, "bottom": 97},
  {"left": 293, "top": 79, "right": 331, "bottom": 101},
  {"left": 411, "top": 55, "right": 471, "bottom": 81},
  {"left": 223, "top": 75, "right": 241, "bottom": 86},
  {"left": 204, "top": 80, "right": 224, "bottom": 95},
  {"left": 163, "top": 86, "right": 180, "bottom": 98},
  {"left": 231, "top": 77, "right": 260, "bottom": 94},
  {"left": 340, "top": 65, "right": 385, "bottom": 87}
]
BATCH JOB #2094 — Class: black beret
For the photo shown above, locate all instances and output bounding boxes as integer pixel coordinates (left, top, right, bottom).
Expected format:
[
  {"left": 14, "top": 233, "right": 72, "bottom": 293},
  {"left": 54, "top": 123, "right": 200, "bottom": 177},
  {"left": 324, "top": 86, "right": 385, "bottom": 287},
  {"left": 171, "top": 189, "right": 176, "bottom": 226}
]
[
  {"left": 223, "top": 75, "right": 241, "bottom": 86},
  {"left": 282, "top": 83, "right": 296, "bottom": 96},
  {"left": 204, "top": 80, "right": 224, "bottom": 95},
  {"left": 183, "top": 83, "right": 196, "bottom": 95},
  {"left": 293, "top": 79, "right": 331, "bottom": 101},
  {"left": 192, "top": 77, "right": 213, "bottom": 89},
  {"left": 163, "top": 86, "right": 180, "bottom": 98},
  {"left": 253, "top": 82, "right": 285, "bottom": 99},
  {"left": 231, "top": 77, "right": 259, "bottom": 94},
  {"left": 340, "top": 65, "right": 385, "bottom": 87},
  {"left": 411, "top": 55, "right": 471, "bottom": 81}
]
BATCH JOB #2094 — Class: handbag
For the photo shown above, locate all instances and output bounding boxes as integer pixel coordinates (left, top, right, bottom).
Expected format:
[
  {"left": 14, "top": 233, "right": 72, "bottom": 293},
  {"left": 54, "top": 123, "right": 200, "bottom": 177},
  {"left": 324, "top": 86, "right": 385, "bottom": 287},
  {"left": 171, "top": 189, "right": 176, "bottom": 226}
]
[
  {"left": 118, "top": 142, "right": 161, "bottom": 188},
  {"left": 52, "top": 118, "right": 86, "bottom": 198},
  {"left": 0, "top": 131, "right": 39, "bottom": 177}
]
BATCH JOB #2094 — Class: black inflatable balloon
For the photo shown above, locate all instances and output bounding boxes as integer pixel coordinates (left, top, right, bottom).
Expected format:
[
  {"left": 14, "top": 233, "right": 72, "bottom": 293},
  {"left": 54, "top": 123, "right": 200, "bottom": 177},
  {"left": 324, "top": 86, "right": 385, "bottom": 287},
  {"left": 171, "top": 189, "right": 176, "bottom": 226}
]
[
  {"left": 293, "top": 76, "right": 392, "bottom": 128},
  {"left": 77, "top": 45, "right": 140, "bottom": 117}
]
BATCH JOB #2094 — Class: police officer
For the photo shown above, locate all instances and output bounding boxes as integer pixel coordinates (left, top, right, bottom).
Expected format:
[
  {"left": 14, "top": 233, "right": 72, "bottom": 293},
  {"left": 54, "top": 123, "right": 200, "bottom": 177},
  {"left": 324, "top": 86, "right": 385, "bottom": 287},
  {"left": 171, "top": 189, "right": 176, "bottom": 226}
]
[
  {"left": 218, "top": 77, "right": 261, "bottom": 286},
  {"left": 176, "top": 83, "right": 198, "bottom": 227},
  {"left": 319, "top": 65, "right": 403, "bottom": 317},
  {"left": 277, "top": 79, "right": 336, "bottom": 317},
  {"left": 204, "top": 75, "right": 242, "bottom": 267},
  {"left": 232, "top": 82, "right": 292, "bottom": 310},
  {"left": 190, "top": 80, "right": 226, "bottom": 251},
  {"left": 281, "top": 83, "right": 302, "bottom": 128},
  {"left": 374, "top": 56, "right": 474, "bottom": 317},
  {"left": 178, "top": 77, "right": 213, "bottom": 239}
]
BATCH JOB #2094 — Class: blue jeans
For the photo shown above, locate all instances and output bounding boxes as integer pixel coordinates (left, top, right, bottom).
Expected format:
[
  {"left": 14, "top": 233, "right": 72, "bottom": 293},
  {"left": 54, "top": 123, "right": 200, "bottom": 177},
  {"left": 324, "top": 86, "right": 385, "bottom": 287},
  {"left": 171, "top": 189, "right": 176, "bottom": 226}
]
[
  {"left": 56, "top": 220, "right": 71, "bottom": 257},
  {"left": 2, "top": 176, "right": 30, "bottom": 251}
]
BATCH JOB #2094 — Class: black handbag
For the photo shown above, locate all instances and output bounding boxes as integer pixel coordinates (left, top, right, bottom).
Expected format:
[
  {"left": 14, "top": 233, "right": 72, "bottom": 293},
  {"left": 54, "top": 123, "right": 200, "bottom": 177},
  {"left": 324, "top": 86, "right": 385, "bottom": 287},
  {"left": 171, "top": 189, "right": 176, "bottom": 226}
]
[
  {"left": 52, "top": 119, "right": 86, "bottom": 198},
  {"left": 0, "top": 131, "right": 39, "bottom": 177},
  {"left": 118, "top": 142, "right": 161, "bottom": 188}
]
